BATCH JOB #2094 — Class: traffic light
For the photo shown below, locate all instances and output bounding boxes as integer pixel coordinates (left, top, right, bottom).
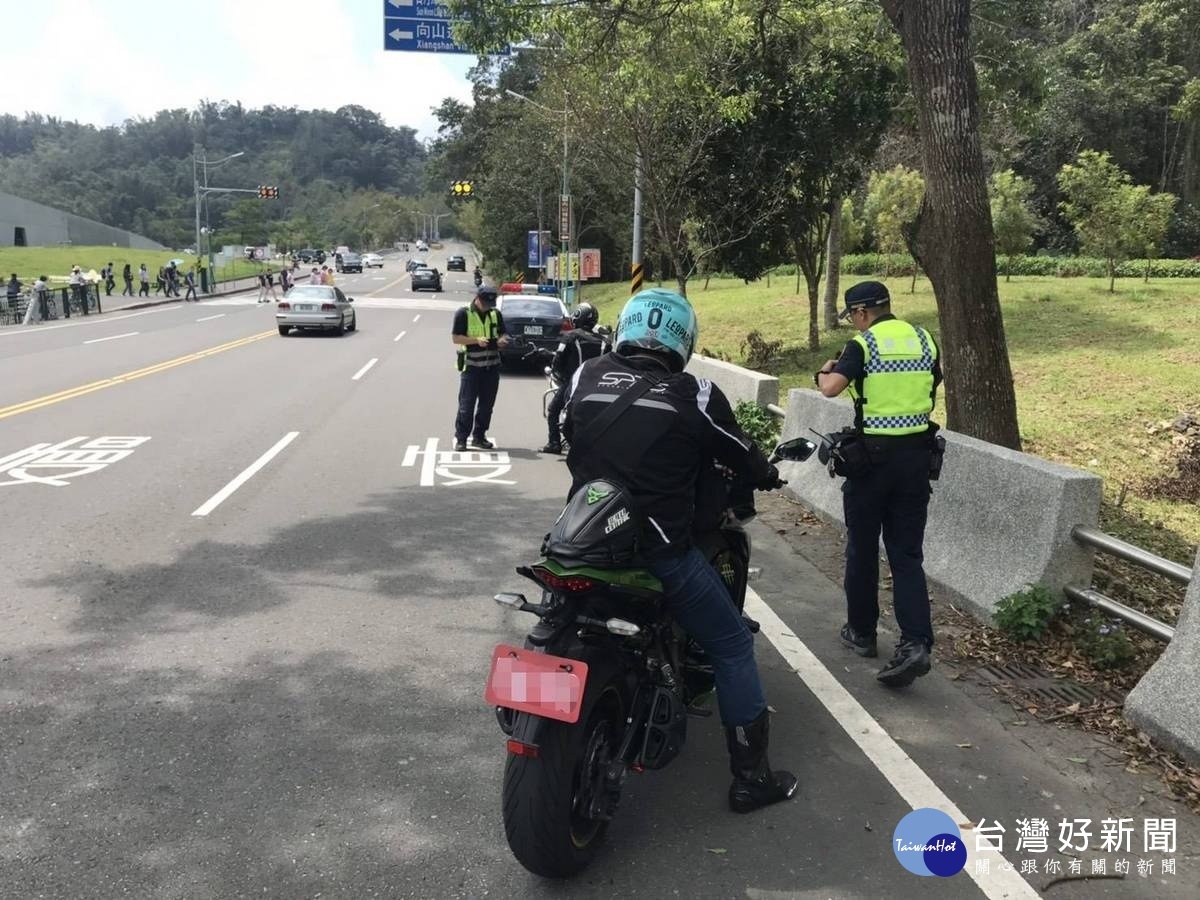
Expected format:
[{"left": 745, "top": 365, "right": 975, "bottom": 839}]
[
  {"left": 257, "top": 185, "right": 279, "bottom": 199},
  {"left": 450, "top": 180, "right": 474, "bottom": 197}
]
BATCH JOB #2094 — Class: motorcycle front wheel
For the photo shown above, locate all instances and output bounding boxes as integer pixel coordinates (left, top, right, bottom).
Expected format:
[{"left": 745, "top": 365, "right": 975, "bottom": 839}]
[{"left": 501, "top": 688, "right": 623, "bottom": 878}]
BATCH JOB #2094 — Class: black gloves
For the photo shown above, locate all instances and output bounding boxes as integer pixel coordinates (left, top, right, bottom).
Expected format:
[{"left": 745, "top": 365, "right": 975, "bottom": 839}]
[{"left": 759, "top": 464, "right": 785, "bottom": 491}]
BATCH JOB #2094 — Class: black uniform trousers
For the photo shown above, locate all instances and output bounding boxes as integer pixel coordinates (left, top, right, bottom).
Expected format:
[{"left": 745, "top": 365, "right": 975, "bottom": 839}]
[
  {"left": 842, "top": 436, "right": 934, "bottom": 648},
  {"left": 455, "top": 364, "right": 500, "bottom": 443}
]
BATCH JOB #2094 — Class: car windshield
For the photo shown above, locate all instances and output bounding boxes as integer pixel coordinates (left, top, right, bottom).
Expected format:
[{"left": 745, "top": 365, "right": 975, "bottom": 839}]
[
  {"left": 414, "top": 268, "right": 436, "bottom": 275},
  {"left": 502, "top": 299, "right": 563, "bottom": 318},
  {"left": 286, "top": 285, "right": 336, "bottom": 300},
  {"left": 342, "top": 253, "right": 360, "bottom": 260}
]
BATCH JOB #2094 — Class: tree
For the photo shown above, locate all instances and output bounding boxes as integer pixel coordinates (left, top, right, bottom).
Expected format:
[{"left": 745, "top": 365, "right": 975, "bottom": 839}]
[
  {"left": 880, "top": 0, "right": 1023, "bottom": 450},
  {"left": 864, "top": 165, "right": 924, "bottom": 288},
  {"left": 1125, "top": 187, "right": 1178, "bottom": 281},
  {"left": 1057, "top": 149, "right": 1136, "bottom": 292},
  {"left": 988, "top": 170, "right": 1040, "bottom": 281}
]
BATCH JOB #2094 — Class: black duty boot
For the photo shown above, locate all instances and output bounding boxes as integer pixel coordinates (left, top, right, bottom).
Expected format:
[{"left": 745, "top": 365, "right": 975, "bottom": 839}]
[
  {"left": 724, "top": 710, "right": 797, "bottom": 814},
  {"left": 839, "top": 623, "right": 878, "bottom": 658},
  {"left": 876, "top": 639, "right": 931, "bottom": 687}
]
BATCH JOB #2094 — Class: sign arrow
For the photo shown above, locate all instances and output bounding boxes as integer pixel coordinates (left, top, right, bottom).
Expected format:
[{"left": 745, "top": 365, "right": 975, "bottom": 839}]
[
  {"left": 387, "top": 0, "right": 412, "bottom": 8},
  {"left": 389, "top": 27, "right": 414, "bottom": 41}
]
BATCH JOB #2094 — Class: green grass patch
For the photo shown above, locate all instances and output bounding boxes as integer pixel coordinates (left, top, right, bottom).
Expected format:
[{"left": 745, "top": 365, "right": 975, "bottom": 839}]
[
  {"left": 583, "top": 273, "right": 1200, "bottom": 549},
  {"left": 0, "top": 246, "right": 279, "bottom": 286}
]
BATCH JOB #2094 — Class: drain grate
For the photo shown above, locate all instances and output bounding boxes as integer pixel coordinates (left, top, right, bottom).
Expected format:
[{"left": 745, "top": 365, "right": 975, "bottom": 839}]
[{"left": 972, "top": 661, "right": 1119, "bottom": 705}]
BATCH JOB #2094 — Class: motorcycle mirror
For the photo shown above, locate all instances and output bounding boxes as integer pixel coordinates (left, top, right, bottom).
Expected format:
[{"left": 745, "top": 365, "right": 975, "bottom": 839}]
[{"left": 770, "top": 437, "right": 817, "bottom": 463}]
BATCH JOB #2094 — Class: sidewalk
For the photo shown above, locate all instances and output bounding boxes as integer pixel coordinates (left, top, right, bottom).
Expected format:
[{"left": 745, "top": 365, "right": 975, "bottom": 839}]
[
  {"left": 100, "top": 274, "right": 264, "bottom": 314},
  {"left": 749, "top": 492, "right": 1200, "bottom": 897}
]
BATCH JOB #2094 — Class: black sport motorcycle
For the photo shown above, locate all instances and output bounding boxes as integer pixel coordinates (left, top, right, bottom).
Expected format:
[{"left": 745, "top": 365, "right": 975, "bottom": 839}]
[{"left": 484, "top": 437, "right": 817, "bottom": 878}]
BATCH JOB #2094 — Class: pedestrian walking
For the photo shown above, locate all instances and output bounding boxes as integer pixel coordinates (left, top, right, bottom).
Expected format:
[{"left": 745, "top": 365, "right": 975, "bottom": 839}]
[
  {"left": 103, "top": 262, "right": 115, "bottom": 296},
  {"left": 6, "top": 272, "right": 21, "bottom": 307},
  {"left": 451, "top": 284, "right": 509, "bottom": 451},
  {"left": 279, "top": 267, "right": 292, "bottom": 294},
  {"left": 167, "top": 263, "right": 181, "bottom": 297},
  {"left": 122, "top": 263, "right": 134, "bottom": 296},
  {"left": 154, "top": 267, "right": 166, "bottom": 296},
  {"left": 68, "top": 265, "right": 85, "bottom": 317},
  {"left": 184, "top": 268, "right": 197, "bottom": 301},
  {"left": 139, "top": 264, "right": 150, "bottom": 296},
  {"left": 33, "top": 275, "right": 50, "bottom": 320},
  {"left": 308, "top": 267, "right": 321, "bottom": 285},
  {"left": 814, "top": 281, "right": 946, "bottom": 687},
  {"left": 256, "top": 271, "right": 269, "bottom": 302}
]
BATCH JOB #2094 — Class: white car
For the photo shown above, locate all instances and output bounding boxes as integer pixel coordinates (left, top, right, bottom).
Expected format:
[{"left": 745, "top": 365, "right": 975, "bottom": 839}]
[
  {"left": 362, "top": 253, "right": 384, "bottom": 268},
  {"left": 415, "top": 240, "right": 429, "bottom": 252}
]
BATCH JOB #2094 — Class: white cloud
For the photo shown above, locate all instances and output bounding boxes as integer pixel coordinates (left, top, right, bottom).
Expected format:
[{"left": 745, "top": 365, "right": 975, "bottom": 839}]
[{"left": 0, "top": 0, "right": 477, "bottom": 136}]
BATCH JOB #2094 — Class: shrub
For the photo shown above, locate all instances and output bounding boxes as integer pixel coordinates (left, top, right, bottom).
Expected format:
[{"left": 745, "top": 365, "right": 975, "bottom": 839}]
[
  {"left": 1074, "top": 619, "right": 1137, "bottom": 669},
  {"left": 734, "top": 401, "right": 780, "bottom": 450},
  {"left": 741, "top": 330, "right": 784, "bottom": 369},
  {"left": 992, "top": 584, "right": 1062, "bottom": 642},
  {"left": 838, "top": 254, "right": 1200, "bottom": 279}
]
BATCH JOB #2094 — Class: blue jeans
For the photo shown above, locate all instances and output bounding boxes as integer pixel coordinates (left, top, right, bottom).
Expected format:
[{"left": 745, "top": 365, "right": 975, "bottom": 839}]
[{"left": 647, "top": 546, "right": 767, "bottom": 727}]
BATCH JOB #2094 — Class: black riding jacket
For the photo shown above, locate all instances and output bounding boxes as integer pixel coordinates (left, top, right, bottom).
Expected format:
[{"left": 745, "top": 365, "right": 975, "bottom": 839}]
[
  {"left": 562, "top": 351, "right": 773, "bottom": 557},
  {"left": 551, "top": 329, "right": 610, "bottom": 384}
]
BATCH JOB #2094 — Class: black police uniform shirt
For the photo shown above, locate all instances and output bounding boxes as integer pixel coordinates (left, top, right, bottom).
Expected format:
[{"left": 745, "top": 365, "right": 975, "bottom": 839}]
[
  {"left": 551, "top": 329, "right": 610, "bottom": 383},
  {"left": 832, "top": 313, "right": 944, "bottom": 387},
  {"left": 562, "top": 351, "right": 773, "bottom": 557},
  {"left": 451, "top": 305, "right": 507, "bottom": 339}
]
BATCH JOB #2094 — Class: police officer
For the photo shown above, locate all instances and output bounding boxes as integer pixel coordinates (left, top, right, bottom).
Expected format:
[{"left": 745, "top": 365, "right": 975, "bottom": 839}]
[
  {"left": 540, "top": 302, "right": 609, "bottom": 454},
  {"left": 563, "top": 289, "right": 795, "bottom": 813},
  {"left": 451, "top": 284, "right": 509, "bottom": 451},
  {"left": 815, "top": 281, "right": 943, "bottom": 687}
]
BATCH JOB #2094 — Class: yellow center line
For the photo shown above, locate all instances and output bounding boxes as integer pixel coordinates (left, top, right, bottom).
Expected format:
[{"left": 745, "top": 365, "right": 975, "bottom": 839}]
[{"left": 0, "top": 330, "right": 275, "bottom": 421}]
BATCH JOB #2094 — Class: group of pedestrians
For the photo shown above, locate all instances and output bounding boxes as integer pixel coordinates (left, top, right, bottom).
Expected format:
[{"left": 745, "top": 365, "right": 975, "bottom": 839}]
[
  {"left": 306, "top": 265, "right": 335, "bottom": 286},
  {"left": 257, "top": 267, "right": 294, "bottom": 302}
]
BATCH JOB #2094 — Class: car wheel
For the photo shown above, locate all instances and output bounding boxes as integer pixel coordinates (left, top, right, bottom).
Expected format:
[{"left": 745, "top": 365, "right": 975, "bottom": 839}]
[
  {"left": 338, "top": 315, "right": 348, "bottom": 335},
  {"left": 347, "top": 313, "right": 357, "bottom": 332},
  {"left": 278, "top": 325, "right": 290, "bottom": 336}
]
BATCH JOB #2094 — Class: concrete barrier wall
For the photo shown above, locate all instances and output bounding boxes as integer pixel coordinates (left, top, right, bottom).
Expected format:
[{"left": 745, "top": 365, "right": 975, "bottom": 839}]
[
  {"left": 778, "top": 388, "right": 1103, "bottom": 620},
  {"left": 686, "top": 355, "right": 779, "bottom": 408},
  {"left": 1125, "top": 550, "right": 1200, "bottom": 767}
]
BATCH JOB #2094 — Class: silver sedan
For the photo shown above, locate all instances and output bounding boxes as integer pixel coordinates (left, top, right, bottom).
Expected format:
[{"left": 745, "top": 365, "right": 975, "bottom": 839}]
[{"left": 276, "top": 284, "right": 357, "bottom": 336}]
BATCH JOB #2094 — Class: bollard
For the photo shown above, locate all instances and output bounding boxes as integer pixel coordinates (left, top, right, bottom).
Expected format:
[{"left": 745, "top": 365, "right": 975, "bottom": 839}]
[
  {"left": 62, "top": 287, "right": 71, "bottom": 318},
  {"left": 94, "top": 283, "right": 102, "bottom": 314}
]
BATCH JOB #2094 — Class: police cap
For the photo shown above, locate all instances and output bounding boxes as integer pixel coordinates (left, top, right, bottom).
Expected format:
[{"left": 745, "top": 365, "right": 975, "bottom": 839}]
[{"left": 839, "top": 281, "right": 891, "bottom": 320}]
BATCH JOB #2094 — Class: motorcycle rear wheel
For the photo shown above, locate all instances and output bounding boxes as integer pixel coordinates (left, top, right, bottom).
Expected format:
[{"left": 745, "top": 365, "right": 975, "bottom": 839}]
[{"left": 502, "top": 689, "right": 622, "bottom": 878}]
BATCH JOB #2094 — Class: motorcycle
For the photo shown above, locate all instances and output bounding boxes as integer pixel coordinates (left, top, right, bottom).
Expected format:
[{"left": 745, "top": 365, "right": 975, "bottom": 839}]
[
  {"left": 484, "top": 436, "right": 818, "bottom": 878},
  {"left": 474, "top": 270, "right": 484, "bottom": 287}
]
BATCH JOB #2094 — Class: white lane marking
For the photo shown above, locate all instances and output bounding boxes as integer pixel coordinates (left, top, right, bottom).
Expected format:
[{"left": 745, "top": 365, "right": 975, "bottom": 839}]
[
  {"left": 352, "top": 358, "right": 379, "bottom": 381},
  {"left": 0, "top": 306, "right": 175, "bottom": 337},
  {"left": 744, "top": 587, "right": 1038, "bottom": 900},
  {"left": 192, "top": 431, "right": 298, "bottom": 517},
  {"left": 393, "top": 330, "right": 407, "bottom": 343},
  {"left": 413, "top": 314, "right": 421, "bottom": 322},
  {"left": 83, "top": 331, "right": 138, "bottom": 345},
  {"left": 196, "top": 313, "right": 226, "bottom": 322}
]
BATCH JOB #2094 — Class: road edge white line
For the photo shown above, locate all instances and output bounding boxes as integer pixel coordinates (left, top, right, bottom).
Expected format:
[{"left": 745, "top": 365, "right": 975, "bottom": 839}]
[
  {"left": 191, "top": 431, "right": 299, "bottom": 517},
  {"left": 393, "top": 331, "right": 407, "bottom": 342},
  {"left": 196, "top": 313, "right": 226, "bottom": 322},
  {"left": 83, "top": 331, "right": 139, "bottom": 344},
  {"left": 352, "top": 358, "right": 379, "bottom": 380},
  {"left": 743, "top": 587, "right": 1038, "bottom": 900}
]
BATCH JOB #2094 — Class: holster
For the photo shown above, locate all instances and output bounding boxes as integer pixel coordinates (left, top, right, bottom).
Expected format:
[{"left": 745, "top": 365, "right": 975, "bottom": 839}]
[
  {"left": 927, "top": 424, "right": 947, "bottom": 481},
  {"left": 828, "top": 428, "right": 874, "bottom": 479}
]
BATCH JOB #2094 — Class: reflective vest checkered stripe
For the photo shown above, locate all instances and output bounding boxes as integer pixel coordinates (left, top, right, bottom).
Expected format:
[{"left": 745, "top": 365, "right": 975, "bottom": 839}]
[{"left": 849, "top": 320, "right": 937, "bottom": 436}]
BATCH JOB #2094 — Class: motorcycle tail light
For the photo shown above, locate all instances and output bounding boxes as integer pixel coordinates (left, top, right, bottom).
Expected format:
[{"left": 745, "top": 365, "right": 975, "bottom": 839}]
[
  {"left": 532, "top": 567, "right": 597, "bottom": 593},
  {"left": 506, "top": 739, "right": 539, "bottom": 759}
]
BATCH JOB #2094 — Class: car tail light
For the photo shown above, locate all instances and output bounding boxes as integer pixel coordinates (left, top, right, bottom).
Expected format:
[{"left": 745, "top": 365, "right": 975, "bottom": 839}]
[
  {"left": 278, "top": 302, "right": 290, "bottom": 310},
  {"left": 531, "top": 566, "right": 598, "bottom": 593},
  {"left": 321, "top": 303, "right": 337, "bottom": 311}
]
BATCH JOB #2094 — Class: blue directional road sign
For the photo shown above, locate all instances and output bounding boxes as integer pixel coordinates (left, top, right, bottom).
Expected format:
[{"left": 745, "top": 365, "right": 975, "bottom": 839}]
[
  {"left": 383, "top": 0, "right": 452, "bottom": 21},
  {"left": 384, "top": 16, "right": 470, "bottom": 54}
]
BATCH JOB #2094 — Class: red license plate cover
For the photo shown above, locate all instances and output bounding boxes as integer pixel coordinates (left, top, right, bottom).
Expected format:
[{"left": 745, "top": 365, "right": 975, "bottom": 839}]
[{"left": 484, "top": 644, "right": 589, "bottom": 724}]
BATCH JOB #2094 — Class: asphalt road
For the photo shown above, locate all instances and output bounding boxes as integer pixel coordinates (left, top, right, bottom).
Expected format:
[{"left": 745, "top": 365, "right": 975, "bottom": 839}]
[{"left": 1, "top": 243, "right": 1196, "bottom": 899}]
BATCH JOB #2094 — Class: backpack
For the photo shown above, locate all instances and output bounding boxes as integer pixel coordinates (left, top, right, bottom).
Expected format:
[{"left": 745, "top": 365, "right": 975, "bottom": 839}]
[{"left": 542, "top": 479, "right": 645, "bottom": 567}]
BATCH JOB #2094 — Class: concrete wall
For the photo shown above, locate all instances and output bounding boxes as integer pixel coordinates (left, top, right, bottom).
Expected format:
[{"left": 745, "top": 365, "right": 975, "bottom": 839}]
[
  {"left": 1125, "top": 550, "right": 1200, "bottom": 767},
  {"left": 0, "top": 190, "right": 164, "bottom": 250},
  {"left": 686, "top": 355, "right": 779, "bottom": 408},
  {"left": 778, "top": 388, "right": 1103, "bottom": 620}
]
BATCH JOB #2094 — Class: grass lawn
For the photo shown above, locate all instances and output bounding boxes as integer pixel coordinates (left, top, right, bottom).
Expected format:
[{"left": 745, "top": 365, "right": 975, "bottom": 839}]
[
  {"left": 582, "top": 274, "right": 1200, "bottom": 555},
  {"left": 0, "top": 246, "right": 277, "bottom": 286}
]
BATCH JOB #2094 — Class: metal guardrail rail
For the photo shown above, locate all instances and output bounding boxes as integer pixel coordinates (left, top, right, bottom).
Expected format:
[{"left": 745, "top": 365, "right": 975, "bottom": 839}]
[{"left": 1067, "top": 525, "right": 1189, "bottom": 643}]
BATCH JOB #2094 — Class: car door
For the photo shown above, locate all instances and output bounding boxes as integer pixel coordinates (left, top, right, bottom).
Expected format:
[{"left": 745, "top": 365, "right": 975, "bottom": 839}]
[{"left": 335, "top": 287, "right": 352, "bottom": 325}]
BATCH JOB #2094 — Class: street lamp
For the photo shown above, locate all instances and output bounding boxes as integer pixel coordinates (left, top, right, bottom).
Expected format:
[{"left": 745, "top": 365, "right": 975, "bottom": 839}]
[
  {"left": 193, "top": 148, "right": 245, "bottom": 290},
  {"left": 506, "top": 88, "right": 571, "bottom": 300}
]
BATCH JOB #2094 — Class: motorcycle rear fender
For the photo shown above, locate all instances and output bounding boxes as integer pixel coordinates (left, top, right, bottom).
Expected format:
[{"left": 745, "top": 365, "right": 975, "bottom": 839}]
[{"left": 507, "top": 642, "right": 630, "bottom": 748}]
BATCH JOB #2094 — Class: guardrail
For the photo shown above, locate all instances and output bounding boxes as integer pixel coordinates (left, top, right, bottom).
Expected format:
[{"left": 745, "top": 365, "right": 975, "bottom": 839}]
[
  {"left": 2, "top": 284, "right": 103, "bottom": 325},
  {"left": 1064, "top": 525, "right": 1189, "bottom": 643}
]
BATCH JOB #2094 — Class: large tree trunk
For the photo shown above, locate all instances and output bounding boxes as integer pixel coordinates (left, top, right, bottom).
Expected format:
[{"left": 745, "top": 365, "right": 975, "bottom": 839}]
[
  {"left": 881, "top": 0, "right": 1021, "bottom": 450},
  {"left": 823, "top": 194, "right": 842, "bottom": 330}
]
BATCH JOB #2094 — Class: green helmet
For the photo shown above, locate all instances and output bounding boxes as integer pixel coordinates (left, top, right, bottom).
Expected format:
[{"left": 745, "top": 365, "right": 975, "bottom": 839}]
[{"left": 615, "top": 289, "right": 699, "bottom": 371}]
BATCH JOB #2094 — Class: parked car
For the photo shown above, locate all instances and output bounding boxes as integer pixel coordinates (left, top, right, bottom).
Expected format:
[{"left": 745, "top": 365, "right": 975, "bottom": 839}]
[
  {"left": 410, "top": 267, "right": 443, "bottom": 292},
  {"left": 336, "top": 252, "right": 364, "bottom": 274},
  {"left": 276, "top": 284, "right": 357, "bottom": 336},
  {"left": 446, "top": 255, "right": 467, "bottom": 271},
  {"left": 362, "top": 253, "right": 384, "bottom": 268},
  {"left": 497, "top": 295, "right": 569, "bottom": 365},
  {"left": 295, "top": 248, "right": 326, "bottom": 264}
]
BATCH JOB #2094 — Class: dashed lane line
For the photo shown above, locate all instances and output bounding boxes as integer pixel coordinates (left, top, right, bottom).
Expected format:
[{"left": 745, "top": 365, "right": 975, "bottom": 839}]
[
  {"left": 196, "top": 313, "right": 226, "bottom": 322},
  {"left": 393, "top": 331, "right": 407, "bottom": 343},
  {"left": 84, "top": 331, "right": 138, "bottom": 345},
  {"left": 191, "top": 431, "right": 298, "bottom": 517},
  {"left": 0, "top": 330, "right": 275, "bottom": 421},
  {"left": 744, "top": 587, "right": 1038, "bottom": 900},
  {"left": 352, "top": 358, "right": 379, "bottom": 381}
]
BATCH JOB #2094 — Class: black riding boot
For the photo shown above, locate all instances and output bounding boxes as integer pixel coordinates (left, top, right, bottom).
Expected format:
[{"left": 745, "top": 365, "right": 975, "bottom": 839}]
[{"left": 724, "top": 709, "right": 797, "bottom": 813}]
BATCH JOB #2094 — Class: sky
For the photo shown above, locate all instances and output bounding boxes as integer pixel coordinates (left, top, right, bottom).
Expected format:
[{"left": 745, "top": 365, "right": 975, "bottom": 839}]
[{"left": 0, "top": 0, "right": 478, "bottom": 138}]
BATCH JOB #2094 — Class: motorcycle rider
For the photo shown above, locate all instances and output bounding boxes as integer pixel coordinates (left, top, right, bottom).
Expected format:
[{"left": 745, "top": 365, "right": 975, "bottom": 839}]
[
  {"left": 540, "top": 302, "right": 609, "bottom": 455},
  {"left": 473, "top": 265, "right": 483, "bottom": 287},
  {"left": 561, "top": 288, "right": 796, "bottom": 814}
]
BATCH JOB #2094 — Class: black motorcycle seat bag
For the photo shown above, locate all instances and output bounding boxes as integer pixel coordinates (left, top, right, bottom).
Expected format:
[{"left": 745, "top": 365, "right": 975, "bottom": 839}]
[{"left": 542, "top": 479, "right": 645, "bottom": 568}]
